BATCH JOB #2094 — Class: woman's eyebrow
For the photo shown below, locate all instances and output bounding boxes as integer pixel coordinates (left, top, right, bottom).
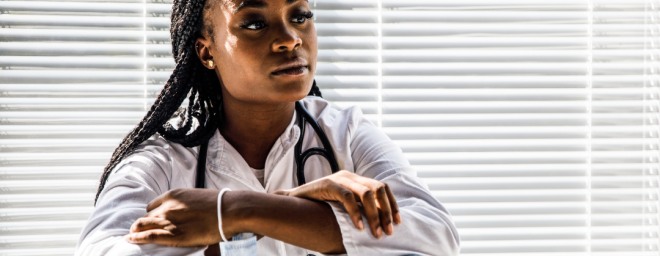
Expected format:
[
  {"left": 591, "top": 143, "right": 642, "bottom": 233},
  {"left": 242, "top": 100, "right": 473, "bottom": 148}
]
[
  {"left": 285, "top": 0, "right": 308, "bottom": 4},
  {"left": 234, "top": 1, "right": 265, "bottom": 14},
  {"left": 234, "top": 0, "right": 308, "bottom": 14}
]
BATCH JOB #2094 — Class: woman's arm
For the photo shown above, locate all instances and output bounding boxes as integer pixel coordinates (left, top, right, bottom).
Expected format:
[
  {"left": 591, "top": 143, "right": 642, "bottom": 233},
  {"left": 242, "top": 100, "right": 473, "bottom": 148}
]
[
  {"left": 123, "top": 188, "right": 346, "bottom": 252},
  {"left": 126, "top": 167, "right": 403, "bottom": 254},
  {"left": 125, "top": 186, "right": 388, "bottom": 254},
  {"left": 225, "top": 190, "right": 346, "bottom": 254},
  {"left": 75, "top": 139, "right": 208, "bottom": 256}
]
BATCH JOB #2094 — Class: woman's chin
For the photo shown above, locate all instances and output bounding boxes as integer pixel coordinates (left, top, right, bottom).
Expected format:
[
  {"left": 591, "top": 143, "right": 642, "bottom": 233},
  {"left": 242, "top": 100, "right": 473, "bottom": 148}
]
[
  {"left": 267, "top": 76, "right": 314, "bottom": 101},
  {"left": 272, "top": 88, "right": 313, "bottom": 102}
]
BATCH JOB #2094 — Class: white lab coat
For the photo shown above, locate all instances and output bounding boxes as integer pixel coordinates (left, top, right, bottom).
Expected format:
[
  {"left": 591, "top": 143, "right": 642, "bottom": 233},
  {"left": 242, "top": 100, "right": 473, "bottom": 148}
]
[{"left": 75, "top": 96, "right": 460, "bottom": 256}]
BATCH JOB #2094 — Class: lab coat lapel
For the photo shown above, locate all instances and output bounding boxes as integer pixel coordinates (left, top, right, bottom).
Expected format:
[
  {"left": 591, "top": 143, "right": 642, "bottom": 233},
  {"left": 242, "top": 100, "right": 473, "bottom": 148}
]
[
  {"left": 263, "top": 125, "right": 300, "bottom": 193},
  {"left": 263, "top": 110, "right": 300, "bottom": 193},
  {"left": 204, "top": 130, "right": 264, "bottom": 192},
  {"left": 204, "top": 110, "right": 299, "bottom": 193}
]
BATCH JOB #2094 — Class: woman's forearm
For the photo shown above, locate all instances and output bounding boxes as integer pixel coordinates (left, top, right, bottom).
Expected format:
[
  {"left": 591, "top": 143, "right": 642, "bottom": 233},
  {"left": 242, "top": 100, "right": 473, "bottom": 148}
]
[{"left": 222, "top": 190, "right": 346, "bottom": 254}]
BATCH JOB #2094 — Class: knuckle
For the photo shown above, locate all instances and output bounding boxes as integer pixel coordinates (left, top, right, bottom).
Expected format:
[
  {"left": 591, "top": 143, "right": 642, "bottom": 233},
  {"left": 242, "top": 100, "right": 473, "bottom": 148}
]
[
  {"left": 350, "top": 206, "right": 362, "bottom": 216},
  {"left": 341, "top": 190, "right": 354, "bottom": 201},
  {"left": 381, "top": 207, "right": 392, "bottom": 214},
  {"left": 361, "top": 189, "right": 374, "bottom": 198},
  {"left": 375, "top": 183, "right": 387, "bottom": 193},
  {"left": 146, "top": 233, "right": 158, "bottom": 242}
]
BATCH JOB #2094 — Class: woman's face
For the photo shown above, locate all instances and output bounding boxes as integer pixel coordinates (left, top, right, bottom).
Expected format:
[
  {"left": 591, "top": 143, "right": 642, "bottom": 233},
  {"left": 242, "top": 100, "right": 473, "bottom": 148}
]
[{"left": 196, "top": 0, "right": 317, "bottom": 104}]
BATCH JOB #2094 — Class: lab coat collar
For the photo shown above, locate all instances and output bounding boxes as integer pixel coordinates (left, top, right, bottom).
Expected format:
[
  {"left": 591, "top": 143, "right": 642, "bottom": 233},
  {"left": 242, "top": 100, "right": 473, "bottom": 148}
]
[{"left": 204, "top": 108, "right": 301, "bottom": 192}]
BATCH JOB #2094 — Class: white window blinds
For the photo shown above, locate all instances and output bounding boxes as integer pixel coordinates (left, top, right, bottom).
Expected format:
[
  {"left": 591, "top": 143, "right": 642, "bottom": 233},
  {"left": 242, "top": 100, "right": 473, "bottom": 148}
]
[
  {"left": 0, "top": 1, "right": 168, "bottom": 255},
  {"left": 1, "top": 0, "right": 658, "bottom": 255},
  {"left": 375, "top": 0, "right": 659, "bottom": 254}
]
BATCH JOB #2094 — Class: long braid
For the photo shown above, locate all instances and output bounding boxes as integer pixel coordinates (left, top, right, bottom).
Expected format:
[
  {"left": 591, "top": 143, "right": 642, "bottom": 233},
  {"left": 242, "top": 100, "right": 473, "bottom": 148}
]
[
  {"left": 94, "top": 0, "right": 322, "bottom": 205},
  {"left": 94, "top": 0, "right": 211, "bottom": 204}
]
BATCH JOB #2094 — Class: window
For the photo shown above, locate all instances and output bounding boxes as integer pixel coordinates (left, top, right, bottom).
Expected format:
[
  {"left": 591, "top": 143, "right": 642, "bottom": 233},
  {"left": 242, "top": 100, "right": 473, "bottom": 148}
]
[{"left": 1, "top": 0, "right": 657, "bottom": 254}]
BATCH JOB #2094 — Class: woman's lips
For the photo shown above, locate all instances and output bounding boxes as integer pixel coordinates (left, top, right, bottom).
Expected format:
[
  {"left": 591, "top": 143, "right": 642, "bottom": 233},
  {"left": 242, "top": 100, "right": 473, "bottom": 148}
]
[
  {"left": 271, "top": 66, "right": 308, "bottom": 77},
  {"left": 271, "top": 57, "right": 309, "bottom": 77}
]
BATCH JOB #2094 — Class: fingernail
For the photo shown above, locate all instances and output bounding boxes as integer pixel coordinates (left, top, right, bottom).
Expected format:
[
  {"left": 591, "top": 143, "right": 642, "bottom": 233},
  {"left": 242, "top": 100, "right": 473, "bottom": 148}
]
[
  {"left": 395, "top": 213, "right": 402, "bottom": 224},
  {"left": 124, "top": 235, "right": 134, "bottom": 243},
  {"left": 357, "top": 219, "right": 364, "bottom": 231},
  {"left": 387, "top": 223, "right": 394, "bottom": 235},
  {"left": 375, "top": 226, "right": 382, "bottom": 239}
]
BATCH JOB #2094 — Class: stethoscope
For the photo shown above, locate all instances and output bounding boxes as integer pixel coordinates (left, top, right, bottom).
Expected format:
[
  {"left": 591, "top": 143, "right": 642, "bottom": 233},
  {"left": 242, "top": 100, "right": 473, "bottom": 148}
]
[{"left": 195, "top": 100, "right": 339, "bottom": 189}]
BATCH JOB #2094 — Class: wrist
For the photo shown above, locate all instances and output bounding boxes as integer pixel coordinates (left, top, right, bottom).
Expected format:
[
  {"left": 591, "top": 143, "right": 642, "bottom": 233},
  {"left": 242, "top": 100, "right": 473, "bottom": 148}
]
[{"left": 221, "top": 190, "right": 257, "bottom": 237}]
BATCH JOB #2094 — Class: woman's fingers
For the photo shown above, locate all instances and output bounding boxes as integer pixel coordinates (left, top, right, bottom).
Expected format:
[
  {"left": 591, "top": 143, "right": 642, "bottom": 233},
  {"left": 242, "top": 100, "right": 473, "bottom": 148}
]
[
  {"left": 358, "top": 178, "right": 394, "bottom": 235},
  {"left": 328, "top": 178, "right": 365, "bottom": 232},
  {"left": 124, "top": 229, "right": 176, "bottom": 246},
  {"left": 130, "top": 217, "right": 172, "bottom": 233},
  {"left": 277, "top": 170, "right": 400, "bottom": 239},
  {"left": 343, "top": 174, "right": 397, "bottom": 237},
  {"left": 284, "top": 179, "right": 365, "bottom": 232},
  {"left": 354, "top": 185, "right": 382, "bottom": 238},
  {"left": 374, "top": 184, "right": 393, "bottom": 235},
  {"left": 384, "top": 186, "right": 401, "bottom": 225}
]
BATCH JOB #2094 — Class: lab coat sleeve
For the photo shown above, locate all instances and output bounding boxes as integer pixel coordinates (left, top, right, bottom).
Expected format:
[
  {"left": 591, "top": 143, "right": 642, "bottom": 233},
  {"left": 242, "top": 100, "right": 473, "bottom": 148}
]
[
  {"left": 75, "top": 138, "right": 206, "bottom": 256},
  {"left": 328, "top": 116, "right": 460, "bottom": 256}
]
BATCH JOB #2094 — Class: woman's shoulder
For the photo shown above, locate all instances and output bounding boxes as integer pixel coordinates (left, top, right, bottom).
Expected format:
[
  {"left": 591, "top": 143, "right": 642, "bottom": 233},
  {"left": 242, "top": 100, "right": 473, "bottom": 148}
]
[
  {"left": 300, "top": 96, "right": 385, "bottom": 153},
  {"left": 143, "top": 132, "right": 199, "bottom": 160},
  {"left": 112, "top": 133, "right": 199, "bottom": 176}
]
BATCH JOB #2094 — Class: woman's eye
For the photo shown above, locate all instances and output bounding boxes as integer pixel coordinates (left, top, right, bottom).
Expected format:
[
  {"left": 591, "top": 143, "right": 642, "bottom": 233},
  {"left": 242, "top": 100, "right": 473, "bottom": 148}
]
[
  {"left": 241, "top": 20, "right": 267, "bottom": 30},
  {"left": 291, "top": 11, "right": 313, "bottom": 24}
]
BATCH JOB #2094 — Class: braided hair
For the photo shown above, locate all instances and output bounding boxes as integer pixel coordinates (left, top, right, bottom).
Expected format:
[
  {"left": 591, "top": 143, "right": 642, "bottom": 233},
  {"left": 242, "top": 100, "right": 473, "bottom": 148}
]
[{"left": 94, "top": 0, "right": 321, "bottom": 205}]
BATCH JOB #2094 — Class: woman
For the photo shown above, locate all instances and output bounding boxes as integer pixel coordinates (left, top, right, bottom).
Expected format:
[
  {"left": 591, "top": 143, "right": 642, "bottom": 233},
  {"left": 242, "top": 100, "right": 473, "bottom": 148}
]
[{"left": 75, "top": 0, "right": 460, "bottom": 255}]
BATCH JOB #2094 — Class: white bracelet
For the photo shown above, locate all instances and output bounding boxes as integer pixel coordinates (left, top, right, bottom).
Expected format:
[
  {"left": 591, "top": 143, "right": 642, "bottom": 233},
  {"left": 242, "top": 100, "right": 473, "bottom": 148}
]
[{"left": 217, "top": 188, "right": 232, "bottom": 243}]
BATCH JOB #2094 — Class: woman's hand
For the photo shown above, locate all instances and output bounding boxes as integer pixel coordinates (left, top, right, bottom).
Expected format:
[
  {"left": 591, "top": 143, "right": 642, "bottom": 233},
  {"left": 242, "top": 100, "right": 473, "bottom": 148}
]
[
  {"left": 273, "top": 170, "right": 401, "bottom": 239},
  {"left": 124, "top": 188, "right": 223, "bottom": 247}
]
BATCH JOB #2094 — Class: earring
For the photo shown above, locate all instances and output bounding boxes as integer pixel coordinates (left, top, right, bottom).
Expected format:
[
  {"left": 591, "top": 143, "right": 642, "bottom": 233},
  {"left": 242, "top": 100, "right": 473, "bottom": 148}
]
[{"left": 208, "top": 60, "right": 214, "bottom": 69}]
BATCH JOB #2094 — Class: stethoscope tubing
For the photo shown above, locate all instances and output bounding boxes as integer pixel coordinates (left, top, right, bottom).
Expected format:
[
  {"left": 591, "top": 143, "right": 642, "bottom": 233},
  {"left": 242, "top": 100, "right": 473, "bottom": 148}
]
[{"left": 294, "top": 101, "right": 339, "bottom": 186}]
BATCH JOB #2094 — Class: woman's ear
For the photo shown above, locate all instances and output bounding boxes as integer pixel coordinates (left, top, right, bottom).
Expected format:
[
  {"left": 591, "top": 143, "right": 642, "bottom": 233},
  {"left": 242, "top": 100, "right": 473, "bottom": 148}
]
[{"left": 195, "top": 37, "right": 214, "bottom": 69}]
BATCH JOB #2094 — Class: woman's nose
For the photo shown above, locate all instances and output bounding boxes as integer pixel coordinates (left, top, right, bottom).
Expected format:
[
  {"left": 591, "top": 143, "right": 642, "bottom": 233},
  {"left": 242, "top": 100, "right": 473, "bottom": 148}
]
[{"left": 271, "top": 23, "right": 302, "bottom": 52}]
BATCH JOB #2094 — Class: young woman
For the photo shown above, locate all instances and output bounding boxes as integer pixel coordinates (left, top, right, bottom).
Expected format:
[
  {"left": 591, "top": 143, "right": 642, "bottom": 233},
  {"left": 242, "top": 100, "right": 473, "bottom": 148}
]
[{"left": 75, "top": 0, "right": 460, "bottom": 255}]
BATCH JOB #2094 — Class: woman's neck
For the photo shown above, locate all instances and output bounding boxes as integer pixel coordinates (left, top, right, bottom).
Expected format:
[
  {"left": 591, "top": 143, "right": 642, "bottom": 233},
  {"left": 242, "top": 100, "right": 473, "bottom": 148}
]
[{"left": 219, "top": 95, "right": 295, "bottom": 170}]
